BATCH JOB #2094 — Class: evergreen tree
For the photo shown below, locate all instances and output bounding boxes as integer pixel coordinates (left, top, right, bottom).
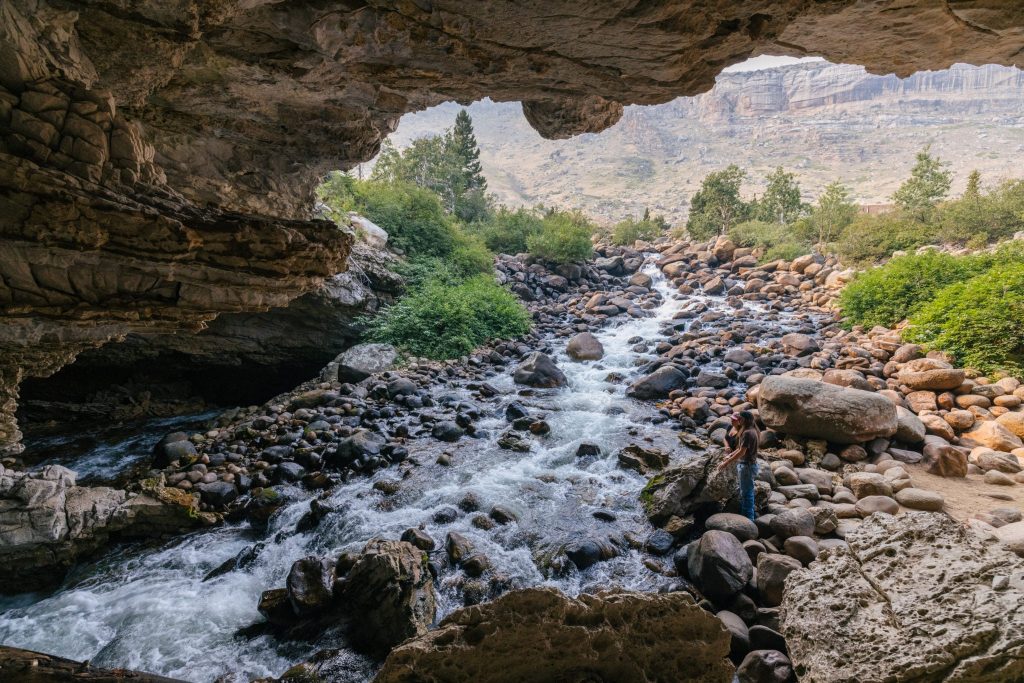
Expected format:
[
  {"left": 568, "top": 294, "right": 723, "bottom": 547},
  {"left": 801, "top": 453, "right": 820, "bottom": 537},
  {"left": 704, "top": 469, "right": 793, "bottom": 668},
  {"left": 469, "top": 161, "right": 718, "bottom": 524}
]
[
  {"left": 371, "top": 139, "right": 405, "bottom": 184},
  {"left": 755, "top": 167, "right": 807, "bottom": 224},
  {"left": 964, "top": 170, "right": 982, "bottom": 202},
  {"left": 892, "top": 146, "right": 952, "bottom": 219},
  {"left": 450, "top": 109, "right": 487, "bottom": 192},
  {"left": 687, "top": 165, "right": 749, "bottom": 240}
]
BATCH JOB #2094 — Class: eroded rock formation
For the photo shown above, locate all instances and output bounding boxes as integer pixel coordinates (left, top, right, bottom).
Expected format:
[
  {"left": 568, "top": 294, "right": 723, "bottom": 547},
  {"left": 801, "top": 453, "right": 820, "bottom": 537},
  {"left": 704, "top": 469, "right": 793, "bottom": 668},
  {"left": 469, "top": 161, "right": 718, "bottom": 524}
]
[
  {"left": 373, "top": 586, "right": 734, "bottom": 683},
  {"left": 781, "top": 512, "right": 1024, "bottom": 683},
  {"left": 2, "top": 0, "right": 1023, "bottom": 454}
]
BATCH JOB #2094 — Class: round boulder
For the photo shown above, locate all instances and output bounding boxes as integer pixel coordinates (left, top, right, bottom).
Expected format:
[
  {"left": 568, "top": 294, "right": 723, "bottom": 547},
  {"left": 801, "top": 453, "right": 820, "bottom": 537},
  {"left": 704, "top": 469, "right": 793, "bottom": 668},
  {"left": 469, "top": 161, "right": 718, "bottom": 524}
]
[{"left": 566, "top": 332, "right": 604, "bottom": 361}]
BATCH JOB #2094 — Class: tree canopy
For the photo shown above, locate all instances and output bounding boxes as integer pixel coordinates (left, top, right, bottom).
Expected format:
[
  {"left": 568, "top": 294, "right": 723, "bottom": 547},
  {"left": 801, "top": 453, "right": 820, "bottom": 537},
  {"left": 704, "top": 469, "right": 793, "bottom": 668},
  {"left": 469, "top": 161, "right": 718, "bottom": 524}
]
[
  {"left": 891, "top": 146, "right": 952, "bottom": 219},
  {"left": 686, "top": 164, "right": 749, "bottom": 240},
  {"left": 753, "top": 167, "right": 807, "bottom": 224}
]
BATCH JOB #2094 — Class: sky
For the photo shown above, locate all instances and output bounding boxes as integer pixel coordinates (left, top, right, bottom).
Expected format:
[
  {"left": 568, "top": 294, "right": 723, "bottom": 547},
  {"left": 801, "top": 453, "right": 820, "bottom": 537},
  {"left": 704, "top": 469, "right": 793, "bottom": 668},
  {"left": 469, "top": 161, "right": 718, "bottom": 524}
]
[{"left": 723, "top": 55, "right": 826, "bottom": 72}]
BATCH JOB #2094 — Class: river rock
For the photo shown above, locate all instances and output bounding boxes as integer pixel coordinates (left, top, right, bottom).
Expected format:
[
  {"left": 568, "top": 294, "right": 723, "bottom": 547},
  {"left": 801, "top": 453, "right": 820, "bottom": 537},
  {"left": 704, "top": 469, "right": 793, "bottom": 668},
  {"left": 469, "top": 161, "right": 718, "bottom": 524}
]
[
  {"left": 286, "top": 555, "right": 336, "bottom": 616},
  {"left": 782, "top": 512, "right": 1024, "bottom": 683},
  {"left": 618, "top": 444, "right": 670, "bottom": 474},
  {"left": 705, "top": 512, "right": 759, "bottom": 542},
  {"left": 757, "top": 377, "right": 897, "bottom": 444},
  {"left": 780, "top": 333, "right": 819, "bottom": 357},
  {"left": 737, "top": 649, "right": 793, "bottom": 683},
  {"left": 964, "top": 420, "right": 1023, "bottom": 452},
  {"left": 328, "top": 343, "right": 400, "bottom": 383},
  {"left": 338, "top": 539, "right": 436, "bottom": 656},
  {"left": 894, "top": 406, "right": 926, "bottom": 443},
  {"left": 922, "top": 438, "right": 968, "bottom": 477},
  {"left": 769, "top": 509, "right": 815, "bottom": 540},
  {"left": 897, "top": 358, "right": 965, "bottom": 391},
  {"left": 756, "top": 552, "right": 802, "bottom": 607},
  {"left": 566, "top": 332, "right": 604, "bottom": 361},
  {"left": 641, "top": 454, "right": 737, "bottom": 525},
  {"left": 0, "top": 646, "right": 182, "bottom": 683},
  {"left": 373, "top": 587, "right": 733, "bottom": 683},
  {"left": 894, "top": 488, "right": 944, "bottom": 511},
  {"left": 626, "top": 365, "right": 688, "bottom": 399},
  {"left": 513, "top": 352, "right": 567, "bottom": 388},
  {"left": 688, "top": 530, "right": 753, "bottom": 602},
  {"left": 996, "top": 411, "right": 1024, "bottom": 439}
]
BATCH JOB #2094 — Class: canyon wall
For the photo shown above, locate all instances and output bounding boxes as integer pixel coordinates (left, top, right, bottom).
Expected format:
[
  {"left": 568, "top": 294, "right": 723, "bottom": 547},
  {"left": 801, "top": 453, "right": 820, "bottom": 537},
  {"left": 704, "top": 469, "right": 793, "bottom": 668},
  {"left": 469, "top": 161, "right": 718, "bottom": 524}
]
[{"left": 1, "top": 0, "right": 1023, "bottom": 454}]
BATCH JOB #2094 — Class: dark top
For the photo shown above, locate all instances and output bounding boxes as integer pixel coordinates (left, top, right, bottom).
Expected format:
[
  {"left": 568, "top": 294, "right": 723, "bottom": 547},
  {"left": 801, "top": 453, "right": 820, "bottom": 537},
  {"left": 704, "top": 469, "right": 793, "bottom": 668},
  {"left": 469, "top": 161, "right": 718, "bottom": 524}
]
[{"left": 727, "top": 427, "right": 759, "bottom": 465}]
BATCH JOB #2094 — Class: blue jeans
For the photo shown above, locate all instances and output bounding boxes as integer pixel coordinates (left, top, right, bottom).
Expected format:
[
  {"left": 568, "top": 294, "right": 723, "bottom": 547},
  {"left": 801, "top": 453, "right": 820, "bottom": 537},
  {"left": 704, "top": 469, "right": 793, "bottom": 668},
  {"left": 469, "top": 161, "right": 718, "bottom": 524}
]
[{"left": 738, "top": 461, "right": 758, "bottom": 521}]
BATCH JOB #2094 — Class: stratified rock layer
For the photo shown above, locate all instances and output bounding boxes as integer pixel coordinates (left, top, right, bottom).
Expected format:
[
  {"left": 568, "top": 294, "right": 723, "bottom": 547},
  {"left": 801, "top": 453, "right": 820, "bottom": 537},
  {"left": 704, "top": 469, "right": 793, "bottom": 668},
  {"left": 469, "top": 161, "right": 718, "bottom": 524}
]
[
  {"left": 373, "top": 586, "right": 733, "bottom": 683},
  {"left": 2, "top": 0, "right": 1023, "bottom": 453},
  {"left": 781, "top": 512, "right": 1024, "bottom": 683}
]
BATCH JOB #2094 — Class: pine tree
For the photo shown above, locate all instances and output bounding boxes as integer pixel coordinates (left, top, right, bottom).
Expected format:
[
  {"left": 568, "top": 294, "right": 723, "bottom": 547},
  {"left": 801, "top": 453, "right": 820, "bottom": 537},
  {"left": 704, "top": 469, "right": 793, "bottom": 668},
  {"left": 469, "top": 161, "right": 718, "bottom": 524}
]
[
  {"left": 450, "top": 109, "right": 487, "bottom": 192},
  {"left": 964, "top": 170, "right": 982, "bottom": 202}
]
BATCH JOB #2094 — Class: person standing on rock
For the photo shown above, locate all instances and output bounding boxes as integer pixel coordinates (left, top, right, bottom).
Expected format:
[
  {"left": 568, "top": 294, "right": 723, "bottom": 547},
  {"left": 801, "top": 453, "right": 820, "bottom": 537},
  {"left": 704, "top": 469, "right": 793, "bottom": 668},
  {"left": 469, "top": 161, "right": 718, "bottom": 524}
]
[{"left": 715, "top": 411, "right": 760, "bottom": 520}]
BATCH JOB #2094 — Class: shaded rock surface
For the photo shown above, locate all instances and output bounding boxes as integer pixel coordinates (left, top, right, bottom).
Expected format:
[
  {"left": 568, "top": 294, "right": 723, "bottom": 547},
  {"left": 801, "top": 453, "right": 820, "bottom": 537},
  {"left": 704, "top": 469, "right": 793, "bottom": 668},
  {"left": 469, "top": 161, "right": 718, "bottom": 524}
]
[
  {"left": 758, "top": 376, "right": 897, "bottom": 444},
  {"left": 0, "top": 645, "right": 185, "bottom": 682},
  {"left": 373, "top": 586, "right": 733, "bottom": 683},
  {"left": 781, "top": 512, "right": 1024, "bottom": 683}
]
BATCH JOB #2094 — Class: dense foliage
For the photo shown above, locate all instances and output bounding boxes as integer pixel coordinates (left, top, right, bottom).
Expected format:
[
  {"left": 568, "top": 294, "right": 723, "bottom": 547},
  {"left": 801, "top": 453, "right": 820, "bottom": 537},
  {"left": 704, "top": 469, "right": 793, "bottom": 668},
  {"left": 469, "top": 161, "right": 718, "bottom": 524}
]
[
  {"left": 686, "top": 164, "right": 749, "bottom": 240},
  {"left": 838, "top": 250, "right": 990, "bottom": 328},
  {"left": 611, "top": 211, "right": 669, "bottom": 245},
  {"left": 526, "top": 210, "right": 595, "bottom": 263},
  {"left": 728, "top": 220, "right": 810, "bottom": 264},
  {"left": 366, "top": 275, "right": 531, "bottom": 359},
  {"left": 470, "top": 206, "right": 544, "bottom": 254},
  {"left": 904, "top": 262, "right": 1024, "bottom": 374}
]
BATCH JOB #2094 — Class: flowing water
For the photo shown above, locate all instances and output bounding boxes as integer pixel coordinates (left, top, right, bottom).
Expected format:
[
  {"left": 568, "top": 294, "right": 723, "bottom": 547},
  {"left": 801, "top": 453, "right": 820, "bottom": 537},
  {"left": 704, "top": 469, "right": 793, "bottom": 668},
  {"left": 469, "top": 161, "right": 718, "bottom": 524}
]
[{"left": 0, "top": 261, "right": 801, "bottom": 681}]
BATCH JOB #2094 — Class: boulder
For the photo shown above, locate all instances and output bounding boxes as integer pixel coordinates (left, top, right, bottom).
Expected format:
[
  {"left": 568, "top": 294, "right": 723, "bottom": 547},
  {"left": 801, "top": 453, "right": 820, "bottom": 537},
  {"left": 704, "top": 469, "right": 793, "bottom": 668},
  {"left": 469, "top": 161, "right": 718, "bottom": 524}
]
[
  {"left": 338, "top": 539, "right": 436, "bottom": 656},
  {"left": 0, "top": 647, "right": 181, "bottom": 683},
  {"left": 705, "top": 513, "right": 759, "bottom": 543},
  {"left": 756, "top": 552, "right": 802, "bottom": 607},
  {"left": 618, "top": 444, "right": 670, "bottom": 475},
  {"left": 757, "top": 377, "right": 897, "bottom": 444},
  {"left": 513, "top": 352, "right": 568, "bottom": 388},
  {"left": 894, "top": 406, "right": 926, "bottom": 443},
  {"left": 964, "top": 420, "right": 1024, "bottom": 452},
  {"left": 348, "top": 212, "right": 389, "bottom": 248},
  {"left": 328, "top": 343, "right": 400, "bottom": 383},
  {"left": 641, "top": 454, "right": 737, "bottom": 525},
  {"left": 780, "top": 333, "right": 819, "bottom": 357},
  {"left": 769, "top": 509, "right": 816, "bottom": 540},
  {"left": 894, "top": 488, "right": 944, "bottom": 511},
  {"left": 286, "top": 555, "right": 336, "bottom": 616},
  {"left": 566, "top": 332, "right": 604, "bottom": 361},
  {"left": 687, "top": 530, "right": 754, "bottom": 602},
  {"left": 373, "top": 587, "right": 733, "bottom": 683},
  {"left": 782, "top": 513, "right": 1024, "bottom": 683},
  {"left": 626, "top": 365, "right": 688, "bottom": 399},
  {"left": 897, "top": 358, "right": 965, "bottom": 391},
  {"left": 996, "top": 411, "right": 1024, "bottom": 439},
  {"left": 737, "top": 650, "right": 793, "bottom": 683},
  {"left": 922, "top": 438, "right": 968, "bottom": 478}
]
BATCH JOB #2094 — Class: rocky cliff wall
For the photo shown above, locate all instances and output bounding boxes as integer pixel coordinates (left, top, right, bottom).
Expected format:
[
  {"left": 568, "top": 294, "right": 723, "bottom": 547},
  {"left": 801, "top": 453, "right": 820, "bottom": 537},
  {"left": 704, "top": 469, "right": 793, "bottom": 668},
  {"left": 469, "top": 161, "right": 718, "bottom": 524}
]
[{"left": 1, "top": 0, "right": 1022, "bottom": 454}]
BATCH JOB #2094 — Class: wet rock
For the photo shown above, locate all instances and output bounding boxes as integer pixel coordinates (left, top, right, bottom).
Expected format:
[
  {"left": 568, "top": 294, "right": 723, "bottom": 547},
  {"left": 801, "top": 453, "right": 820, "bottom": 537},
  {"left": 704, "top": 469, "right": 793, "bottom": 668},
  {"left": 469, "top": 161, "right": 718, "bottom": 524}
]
[
  {"left": 432, "top": 421, "right": 465, "bottom": 442},
  {"left": 737, "top": 649, "right": 793, "bottom": 683},
  {"left": 374, "top": 587, "right": 733, "bottom": 683},
  {"left": 489, "top": 505, "right": 518, "bottom": 525},
  {"left": 504, "top": 401, "right": 529, "bottom": 421},
  {"left": 687, "top": 530, "right": 753, "bottom": 602},
  {"left": 338, "top": 539, "right": 436, "bottom": 657},
  {"left": 758, "top": 377, "right": 897, "bottom": 444},
  {"left": 446, "top": 532, "right": 475, "bottom": 565},
  {"left": 642, "top": 454, "right": 737, "bottom": 525},
  {"left": 286, "top": 555, "right": 336, "bottom": 617},
  {"left": 645, "top": 529, "right": 675, "bottom": 556},
  {"left": 782, "top": 513, "right": 1024, "bottom": 683},
  {"left": 513, "top": 352, "right": 567, "bottom": 388},
  {"left": 626, "top": 365, "right": 688, "bottom": 399},
  {"left": 566, "top": 332, "right": 604, "bottom": 361},
  {"left": 153, "top": 432, "right": 196, "bottom": 467},
  {"left": 401, "top": 528, "right": 436, "bottom": 551},
  {"left": 617, "top": 444, "right": 670, "bottom": 474},
  {"left": 575, "top": 442, "right": 601, "bottom": 457},
  {"left": 0, "top": 646, "right": 184, "bottom": 683},
  {"left": 258, "top": 588, "right": 295, "bottom": 625}
]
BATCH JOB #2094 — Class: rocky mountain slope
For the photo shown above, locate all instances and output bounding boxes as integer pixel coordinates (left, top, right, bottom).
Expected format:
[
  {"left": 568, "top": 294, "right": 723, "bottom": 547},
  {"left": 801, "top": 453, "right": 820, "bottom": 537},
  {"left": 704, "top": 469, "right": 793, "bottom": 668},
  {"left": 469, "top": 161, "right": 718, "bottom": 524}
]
[{"left": 384, "top": 62, "right": 1024, "bottom": 223}]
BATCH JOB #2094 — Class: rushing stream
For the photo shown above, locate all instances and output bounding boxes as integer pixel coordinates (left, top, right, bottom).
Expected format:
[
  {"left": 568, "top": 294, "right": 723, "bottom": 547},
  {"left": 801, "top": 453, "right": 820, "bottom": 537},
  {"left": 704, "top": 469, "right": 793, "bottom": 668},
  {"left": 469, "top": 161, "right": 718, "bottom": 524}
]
[{"left": 0, "top": 260, "right": 802, "bottom": 681}]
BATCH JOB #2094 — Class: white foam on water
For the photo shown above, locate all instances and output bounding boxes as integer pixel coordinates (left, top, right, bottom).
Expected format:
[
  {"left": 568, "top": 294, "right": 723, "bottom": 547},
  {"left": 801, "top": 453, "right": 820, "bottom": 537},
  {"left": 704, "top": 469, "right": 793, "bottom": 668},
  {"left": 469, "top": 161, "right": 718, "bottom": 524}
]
[{"left": 0, "top": 259, "right": 763, "bottom": 682}]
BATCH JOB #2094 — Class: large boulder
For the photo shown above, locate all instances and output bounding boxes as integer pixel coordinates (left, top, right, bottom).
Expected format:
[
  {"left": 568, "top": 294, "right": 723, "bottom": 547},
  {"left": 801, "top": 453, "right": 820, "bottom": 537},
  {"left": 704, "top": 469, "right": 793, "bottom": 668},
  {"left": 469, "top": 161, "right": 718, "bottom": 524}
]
[
  {"left": 641, "top": 453, "right": 737, "bottom": 525},
  {"left": 757, "top": 377, "right": 897, "bottom": 444},
  {"left": 964, "top": 420, "right": 1024, "bottom": 452},
  {"left": 0, "top": 465, "right": 207, "bottom": 592},
  {"left": 514, "top": 352, "right": 568, "bottom": 388},
  {"left": 897, "top": 358, "right": 965, "bottom": 391},
  {"left": 338, "top": 539, "right": 436, "bottom": 657},
  {"left": 326, "top": 343, "right": 400, "bottom": 383},
  {"left": 627, "top": 365, "right": 688, "bottom": 400},
  {"left": 374, "top": 587, "right": 734, "bottom": 683},
  {"left": 782, "top": 512, "right": 1024, "bottom": 683},
  {"left": 566, "top": 332, "right": 604, "bottom": 361},
  {"left": 688, "top": 530, "right": 754, "bottom": 602}
]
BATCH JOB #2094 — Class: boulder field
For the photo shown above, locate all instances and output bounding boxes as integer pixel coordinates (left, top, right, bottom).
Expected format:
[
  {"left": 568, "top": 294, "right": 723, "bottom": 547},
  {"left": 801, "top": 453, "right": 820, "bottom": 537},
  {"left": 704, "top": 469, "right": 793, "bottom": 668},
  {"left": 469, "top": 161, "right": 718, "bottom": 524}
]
[{"left": 1, "top": 235, "right": 1023, "bottom": 681}]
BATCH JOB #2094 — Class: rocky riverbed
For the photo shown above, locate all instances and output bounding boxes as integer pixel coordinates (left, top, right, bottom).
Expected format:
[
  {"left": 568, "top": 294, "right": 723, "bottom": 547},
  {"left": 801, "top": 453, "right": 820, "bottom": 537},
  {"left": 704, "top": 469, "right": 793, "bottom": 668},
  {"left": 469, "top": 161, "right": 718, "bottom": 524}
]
[{"left": 1, "top": 237, "right": 1023, "bottom": 682}]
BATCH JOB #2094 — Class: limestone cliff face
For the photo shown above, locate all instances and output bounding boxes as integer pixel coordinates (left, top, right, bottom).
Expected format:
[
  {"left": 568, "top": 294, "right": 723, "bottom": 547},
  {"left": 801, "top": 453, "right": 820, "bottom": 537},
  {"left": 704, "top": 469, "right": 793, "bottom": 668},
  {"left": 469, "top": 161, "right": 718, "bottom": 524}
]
[{"left": 1, "top": 0, "right": 1023, "bottom": 454}]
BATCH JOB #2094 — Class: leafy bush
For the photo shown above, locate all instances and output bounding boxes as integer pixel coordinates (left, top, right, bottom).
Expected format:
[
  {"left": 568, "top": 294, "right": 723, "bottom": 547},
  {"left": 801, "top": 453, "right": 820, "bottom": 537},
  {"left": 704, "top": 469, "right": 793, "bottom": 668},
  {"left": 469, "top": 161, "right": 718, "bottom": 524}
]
[
  {"left": 350, "top": 180, "right": 456, "bottom": 257},
  {"left": 838, "top": 250, "right": 991, "bottom": 329},
  {"left": 728, "top": 220, "right": 811, "bottom": 263},
  {"left": 904, "top": 262, "right": 1024, "bottom": 374},
  {"left": 449, "top": 231, "right": 495, "bottom": 277},
  {"left": 472, "top": 206, "right": 543, "bottom": 254},
  {"left": 831, "top": 213, "right": 939, "bottom": 265},
  {"left": 936, "top": 179, "right": 1024, "bottom": 246},
  {"left": 527, "top": 210, "right": 595, "bottom": 263},
  {"left": 367, "top": 275, "right": 531, "bottom": 359},
  {"left": 611, "top": 216, "right": 666, "bottom": 245}
]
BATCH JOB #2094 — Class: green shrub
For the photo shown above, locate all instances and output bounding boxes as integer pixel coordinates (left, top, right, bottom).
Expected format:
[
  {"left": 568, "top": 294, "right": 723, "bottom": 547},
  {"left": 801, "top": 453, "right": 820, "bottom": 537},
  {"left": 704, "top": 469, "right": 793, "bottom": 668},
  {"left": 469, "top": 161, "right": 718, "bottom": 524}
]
[
  {"left": 527, "top": 210, "right": 595, "bottom": 263},
  {"left": 904, "top": 262, "right": 1024, "bottom": 374},
  {"left": 449, "top": 231, "right": 494, "bottom": 277},
  {"left": 348, "top": 180, "right": 456, "bottom": 257},
  {"left": 764, "top": 242, "right": 808, "bottom": 263},
  {"left": 367, "top": 275, "right": 531, "bottom": 359},
  {"left": 936, "top": 179, "right": 1024, "bottom": 245},
  {"left": 472, "top": 206, "right": 543, "bottom": 254},
  {"left": 832, "top": 213, "right": 939, "bottom": 265},
  {"left": 728, "top": 220, "right": 811, "bottom": 264},
  {"left": 838, "top": 250, "right": 990, "bottom": 329},
  {"left": 611, "top": 217, "right": 665, "bottom": 246}
]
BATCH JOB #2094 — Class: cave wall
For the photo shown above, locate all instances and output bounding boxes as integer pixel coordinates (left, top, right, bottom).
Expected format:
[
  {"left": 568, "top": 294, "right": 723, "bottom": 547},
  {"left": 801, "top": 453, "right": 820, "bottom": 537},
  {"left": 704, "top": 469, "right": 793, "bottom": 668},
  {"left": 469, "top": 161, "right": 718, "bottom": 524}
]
[{"left": 1, "top": 0, "right": 1022, "bottom": 454}]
